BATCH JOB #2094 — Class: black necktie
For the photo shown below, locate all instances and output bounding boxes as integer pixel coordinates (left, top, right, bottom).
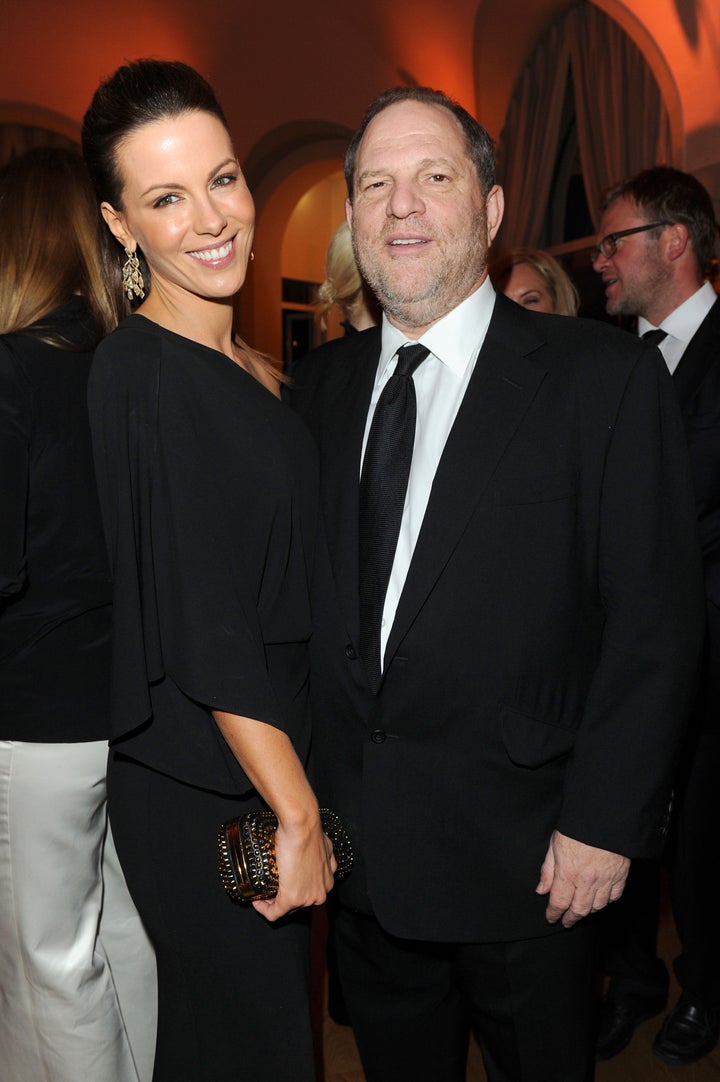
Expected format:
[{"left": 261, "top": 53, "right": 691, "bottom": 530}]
[
  {"left": 359, "top": 343, "right": 430, "bottom": 690},
  {"left": 642, "top": 328, "right": 668, "bottom": 347}
]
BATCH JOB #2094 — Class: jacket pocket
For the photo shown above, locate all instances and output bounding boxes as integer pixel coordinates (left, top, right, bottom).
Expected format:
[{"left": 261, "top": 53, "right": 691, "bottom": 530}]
[{"left": 499, "top": 701, "right": 576, "bottom": 767}]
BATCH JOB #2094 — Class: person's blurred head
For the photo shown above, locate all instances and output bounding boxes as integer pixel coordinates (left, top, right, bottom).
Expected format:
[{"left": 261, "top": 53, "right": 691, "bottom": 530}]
[
  {"left": 0, "top": 146, "right": 115, "bottom": 341},
  {"left": 490, "top": 248, "right": 579, "bottom": 316},
  {"left": 316, "top": 222, "right": 379, "bottom": 334},
  {"left": 82, "top": 59, "right": 252, "bottom": 315}
]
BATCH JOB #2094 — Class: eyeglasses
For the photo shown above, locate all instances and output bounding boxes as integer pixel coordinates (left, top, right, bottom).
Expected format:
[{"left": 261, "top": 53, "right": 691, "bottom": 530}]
[{"left": 590, "top": 221, "right": 674, "bottom": 264}]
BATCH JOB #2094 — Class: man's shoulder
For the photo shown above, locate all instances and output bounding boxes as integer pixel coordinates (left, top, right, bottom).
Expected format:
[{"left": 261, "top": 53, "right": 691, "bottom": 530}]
[
  {"left": 296, "top": 326, "right": 381, "bottom": 370},
  {"left": 289, "top": 326, "right": 381, "bottom": 401},
  {"left": 489, "top": 294, "right": 646, "bottom": 373}
]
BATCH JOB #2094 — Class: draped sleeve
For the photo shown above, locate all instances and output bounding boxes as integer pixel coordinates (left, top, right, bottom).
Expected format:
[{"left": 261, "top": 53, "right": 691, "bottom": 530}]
[
  {"left": 0, "top": 340, "right": 31, "bottom": 600},
  {"left": 88, "top": 317, "right": 317, "bottom": 792}
]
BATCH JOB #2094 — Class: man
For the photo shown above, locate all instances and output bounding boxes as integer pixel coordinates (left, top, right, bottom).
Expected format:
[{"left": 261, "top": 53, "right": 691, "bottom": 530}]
[
  {"left": 593, "top": 166, "right": 720, "bottom": 1066},
  {"left": 291, "top": 90, "right": 704, "bottom": 1082}
]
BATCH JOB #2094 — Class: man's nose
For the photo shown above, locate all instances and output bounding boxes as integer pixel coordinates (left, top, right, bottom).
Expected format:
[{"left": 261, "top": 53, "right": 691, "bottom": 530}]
[{"left": 387, "top": 181, "right": 425, "bottom": 219}]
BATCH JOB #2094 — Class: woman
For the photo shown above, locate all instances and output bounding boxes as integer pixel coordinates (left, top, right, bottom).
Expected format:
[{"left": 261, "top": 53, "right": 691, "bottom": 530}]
[
  {"left": 82, "top": 59, "right": 334, "bottom": 1080},
  {"left": 0, "top": 147, "right": 157, "bottom": 1082},
  {"left": 316, "top": 221, "right": 379, "bottom": 337},
  {"left": 489, "top": 246, "right": 580, "bottom": 315}
]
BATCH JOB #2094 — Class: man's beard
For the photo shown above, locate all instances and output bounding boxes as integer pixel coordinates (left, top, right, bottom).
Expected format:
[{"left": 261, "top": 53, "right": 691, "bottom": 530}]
[{"left": 353, "top": 210, "right": 489, "bottom": 331}]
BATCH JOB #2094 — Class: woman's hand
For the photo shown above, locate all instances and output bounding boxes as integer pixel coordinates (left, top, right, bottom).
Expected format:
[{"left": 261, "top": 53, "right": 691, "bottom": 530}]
[
  {"left": 252, "top": 815, "right": 337, "bottom": 921},
  {"left": 212, "top": 710, "right": 337, "bottom": 920}
]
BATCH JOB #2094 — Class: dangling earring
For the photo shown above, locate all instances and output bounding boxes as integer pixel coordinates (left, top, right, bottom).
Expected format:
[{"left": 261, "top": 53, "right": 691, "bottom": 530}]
[{"left": 122, "top": 247, "right": 145, "bottom": 301}]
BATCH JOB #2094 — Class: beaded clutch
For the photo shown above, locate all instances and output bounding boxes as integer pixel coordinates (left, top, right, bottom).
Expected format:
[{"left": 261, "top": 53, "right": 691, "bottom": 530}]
[{"left": 217, "top": 808, "right": 353, "bottom": 903}]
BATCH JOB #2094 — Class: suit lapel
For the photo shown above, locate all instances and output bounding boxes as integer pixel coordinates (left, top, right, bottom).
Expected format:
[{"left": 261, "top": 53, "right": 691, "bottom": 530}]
[
  {"left": 320, "top": 330, "right": 380, "bottom": 649},
  {"left": 673, "top": 298, "right": 720, "bottom": 410},
  {"left": 384, "top": 299, "right": 547, "bottom": 669}
]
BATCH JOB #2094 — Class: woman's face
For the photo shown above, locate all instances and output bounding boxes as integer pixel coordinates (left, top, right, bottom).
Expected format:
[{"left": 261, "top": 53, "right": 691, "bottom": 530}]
[
  {"left": 500, "top": 262, "right": 554, "bottom": 313},
  {"left": 103, "top": 110, "right": 254, "bottom": 305}
]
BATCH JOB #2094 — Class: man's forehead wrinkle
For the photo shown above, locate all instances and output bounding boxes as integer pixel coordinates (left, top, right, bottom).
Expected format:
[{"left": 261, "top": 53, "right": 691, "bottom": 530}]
[{"left": 357, "top": 156, "right": 459, "bottom": 180}]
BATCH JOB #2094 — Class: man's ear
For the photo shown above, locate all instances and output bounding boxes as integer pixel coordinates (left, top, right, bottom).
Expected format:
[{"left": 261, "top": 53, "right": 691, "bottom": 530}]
[
  {"left": 486, "top": 185, "right": 504, "bottom": 245},
  {"left": 345, "top": 196, "right": 353, "bottom": 231},
  {"left": 101, "top": 201, "right": 135, "bottom": 250},
  {"left": 663, "top": 221, "right": 690, "bottom": 263}
]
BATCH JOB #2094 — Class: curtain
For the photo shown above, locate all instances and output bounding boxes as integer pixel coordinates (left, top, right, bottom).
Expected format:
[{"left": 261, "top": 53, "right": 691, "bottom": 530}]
[
  {"left": 494, "top": 21, "right": 572, "bottom": 251},
  {"left": 494, "top": 3, "right": 672, "bottom": 248},
  {"left": 569, "top": 4, "right": 671, "bottom": 228}
]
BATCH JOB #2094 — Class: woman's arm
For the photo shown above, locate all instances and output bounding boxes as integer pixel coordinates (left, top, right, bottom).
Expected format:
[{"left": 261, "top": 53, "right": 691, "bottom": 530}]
[{"left": 213, "top": 710, "right": 335, "bottom": 921}]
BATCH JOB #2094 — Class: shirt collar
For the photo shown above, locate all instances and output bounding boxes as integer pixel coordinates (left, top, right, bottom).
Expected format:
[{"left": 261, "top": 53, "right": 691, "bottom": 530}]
[
  {"left": 637, "top": 281, "right": 717, "bottom": 344},
  {"left": 378, "top": 276, "right": 496, "bottom": 380}
]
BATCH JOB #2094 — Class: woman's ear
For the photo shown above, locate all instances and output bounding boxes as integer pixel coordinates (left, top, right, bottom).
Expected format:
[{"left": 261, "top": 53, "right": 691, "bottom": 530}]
[{"left": 101, "top": 202, "right": 135, "bottom": 250}]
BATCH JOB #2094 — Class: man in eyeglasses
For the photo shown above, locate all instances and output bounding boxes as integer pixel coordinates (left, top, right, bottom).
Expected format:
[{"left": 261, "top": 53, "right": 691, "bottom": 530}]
[{"left": 594, "top": 166, "right": 720, "bottom": 1067}]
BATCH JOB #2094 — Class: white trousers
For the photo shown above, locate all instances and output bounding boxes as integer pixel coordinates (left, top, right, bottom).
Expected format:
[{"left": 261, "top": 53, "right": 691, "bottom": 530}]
[{"left": 0, "top": 740, "right": 157, "bottom": 1082}]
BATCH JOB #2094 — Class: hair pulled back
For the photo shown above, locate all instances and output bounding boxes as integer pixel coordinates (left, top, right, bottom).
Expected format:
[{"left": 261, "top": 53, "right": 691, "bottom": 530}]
[{"left": 81, "top": 59, "right": 231, "bottom": 313}]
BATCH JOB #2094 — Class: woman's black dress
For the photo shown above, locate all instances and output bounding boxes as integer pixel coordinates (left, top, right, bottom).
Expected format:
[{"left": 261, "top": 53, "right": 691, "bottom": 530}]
[{"left": 88, "top": 314, "right": 320, "bottom": 1081}]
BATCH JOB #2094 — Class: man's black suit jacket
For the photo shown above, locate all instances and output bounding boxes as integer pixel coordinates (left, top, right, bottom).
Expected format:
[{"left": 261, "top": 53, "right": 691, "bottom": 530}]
[
  {"left": 290, "top": 292, "right": 704, "bottom": 944},
  {"left": 673, "top": 296, "right": 720, "bottom": 733}
]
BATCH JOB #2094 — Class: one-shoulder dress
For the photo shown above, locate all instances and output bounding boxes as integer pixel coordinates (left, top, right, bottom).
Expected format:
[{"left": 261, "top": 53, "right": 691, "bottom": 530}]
[{"left": 88, "top": 314, "right": 320, "bottom": 1081}]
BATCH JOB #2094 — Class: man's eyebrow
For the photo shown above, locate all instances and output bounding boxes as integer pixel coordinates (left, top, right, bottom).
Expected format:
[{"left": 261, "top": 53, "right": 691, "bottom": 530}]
[{"left": 356, "top": 158, "right": 459, "bottom": 185}]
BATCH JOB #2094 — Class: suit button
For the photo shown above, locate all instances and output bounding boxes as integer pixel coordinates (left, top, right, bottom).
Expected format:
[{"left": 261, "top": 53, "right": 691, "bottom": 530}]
[
  {"left": 345, "top": 644, "right": 357, "bottom": 660},
  {"left": 370, "top": 729, "right": 386, "bottom": 744}
]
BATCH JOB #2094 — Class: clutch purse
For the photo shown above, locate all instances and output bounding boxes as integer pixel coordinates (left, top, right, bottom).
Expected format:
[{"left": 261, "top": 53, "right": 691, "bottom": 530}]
[{"left": 217, "top": 807, "right": 353, "bottom": 903}]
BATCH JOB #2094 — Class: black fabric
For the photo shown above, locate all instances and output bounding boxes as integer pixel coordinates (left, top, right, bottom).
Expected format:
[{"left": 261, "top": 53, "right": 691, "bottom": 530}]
[
  {"left": 333, "top": 906, "right": 595, "bottom": 1082},
  {"left": 641, "top": 328, "right": 668, "bottom": 346},
  {"left": 358, "top": 344, "right": 429, "bottom": 689},
  {"left": 108, "top": 752, "right": 316, "bottom": 1082},
  {"left": 0, "top": 297, "right": 111, "bottom": 741},
  {"left": 600, "top": 297, "right": 720, "bottom": 1010},
  {"left": 289, "top": 295, "right": 704, "bottom": 942},
  {"left": 88, "top": 314, "right": 318, "bottom": 793}
]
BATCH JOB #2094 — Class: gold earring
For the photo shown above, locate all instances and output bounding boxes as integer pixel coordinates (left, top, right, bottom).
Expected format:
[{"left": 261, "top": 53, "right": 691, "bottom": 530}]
[
  {"left": 122, "top": 247, "right": 145, "bottom": 301},
  {"left": 250, "top": 251, "right": 255, "bottom": 262}
]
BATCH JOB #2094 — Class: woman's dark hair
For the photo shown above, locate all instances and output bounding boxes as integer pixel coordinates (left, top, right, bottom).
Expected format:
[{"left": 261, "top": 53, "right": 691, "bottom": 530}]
[
  {"left": 81, "top": 59, "right": 231, "bottom": 313},
  {"left": 0, "top": 146, "right": 115, "bottom": 342}
]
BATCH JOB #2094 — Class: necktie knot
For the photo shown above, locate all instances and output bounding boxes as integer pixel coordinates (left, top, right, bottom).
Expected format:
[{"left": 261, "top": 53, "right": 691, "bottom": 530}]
[
  {"left": 394, "top": 343, "right": 430, "bottom": 378},
  {"left": 642, "top": 328, "right": 668, "bottom": 347}
]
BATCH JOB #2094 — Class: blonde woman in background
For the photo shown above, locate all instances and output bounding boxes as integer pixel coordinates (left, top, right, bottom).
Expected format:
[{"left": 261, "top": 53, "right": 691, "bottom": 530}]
[
  {"left": 316, "top": 221, "right": 380, "bottom": 337},
  {"left": 490, "top": 247, "right": 580, "bottom": 315},
  {"left": 0, "top": 146, "right": 157, "bottom": 1082}
]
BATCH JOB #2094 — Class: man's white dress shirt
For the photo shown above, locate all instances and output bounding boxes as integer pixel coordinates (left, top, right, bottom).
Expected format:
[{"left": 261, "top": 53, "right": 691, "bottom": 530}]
[
  {"left": 638, "top": 280, "right": 717, "bottom": 374},
  {"left": 360, "top": 277, "right": 497, "bottom": 667}
]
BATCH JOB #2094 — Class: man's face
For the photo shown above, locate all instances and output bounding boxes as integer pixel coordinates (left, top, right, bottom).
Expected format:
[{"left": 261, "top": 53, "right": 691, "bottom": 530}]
[
  {"left": 346, "top": 100, "right": 503, "bottom": 336},
  {"left": 593, "top": 196, "right": 671, "bottom": 320}
]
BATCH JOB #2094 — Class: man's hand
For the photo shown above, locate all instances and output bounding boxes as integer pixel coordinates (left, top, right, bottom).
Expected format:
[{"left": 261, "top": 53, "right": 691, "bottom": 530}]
[{"left": 536, "top": 830, "right": 630, "bottom": 928}]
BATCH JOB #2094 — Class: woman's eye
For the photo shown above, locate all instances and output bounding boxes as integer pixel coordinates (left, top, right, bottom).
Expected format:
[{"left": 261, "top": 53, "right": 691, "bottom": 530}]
[
  {"left": 212, "top": 173, "right": 236, "bottom": 189},
  {"left": 153, "top": 193, "right": 178, "bottom": 208}
]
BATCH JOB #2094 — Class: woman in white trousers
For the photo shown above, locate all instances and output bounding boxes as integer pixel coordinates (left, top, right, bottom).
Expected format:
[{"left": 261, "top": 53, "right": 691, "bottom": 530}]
[{"left": 0, "top": 147, "right": 157, "bottom": 1082}]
